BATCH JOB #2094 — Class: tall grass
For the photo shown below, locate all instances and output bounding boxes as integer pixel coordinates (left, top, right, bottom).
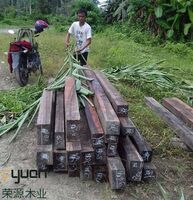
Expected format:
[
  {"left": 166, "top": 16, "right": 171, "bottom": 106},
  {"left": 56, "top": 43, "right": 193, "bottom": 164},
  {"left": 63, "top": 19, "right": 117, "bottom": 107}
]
[{"left": 90, "top": 28, "right": 193, "bottom": 81}]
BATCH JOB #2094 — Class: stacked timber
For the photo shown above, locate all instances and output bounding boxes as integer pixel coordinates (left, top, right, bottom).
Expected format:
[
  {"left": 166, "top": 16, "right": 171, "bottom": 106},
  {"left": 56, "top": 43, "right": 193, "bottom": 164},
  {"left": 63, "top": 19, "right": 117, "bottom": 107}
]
[
  {"left": 145, "top": 97, "right": 193, "bottom": 151},
  {"left": 36, "top": 70, "right": 156, "bottom": 190}
]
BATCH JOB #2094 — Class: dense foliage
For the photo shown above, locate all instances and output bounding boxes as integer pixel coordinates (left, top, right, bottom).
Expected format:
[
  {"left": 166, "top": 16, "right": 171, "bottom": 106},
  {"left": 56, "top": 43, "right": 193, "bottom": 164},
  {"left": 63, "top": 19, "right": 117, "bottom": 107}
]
[
  {"left": 70, "top": 0, "right": 103, "bottom": 30},
  {"left": 53, "top": 0, "right": 103, "bottom": 32},
  {"left": 0, "top": 0, "right": 102, "bottom": 31},
  {"left": 105, "top": 0, "right": 193, "bottom": 41}
]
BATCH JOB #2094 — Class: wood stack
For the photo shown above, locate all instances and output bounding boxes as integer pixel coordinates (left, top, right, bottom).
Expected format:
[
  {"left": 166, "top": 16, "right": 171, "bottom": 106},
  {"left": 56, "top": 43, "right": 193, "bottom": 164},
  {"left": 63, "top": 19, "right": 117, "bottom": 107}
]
[
  {"left": 145, "top": 97, "right": 193, "bottom": 151},
  {"left": 36, "top": 70, "right": 156, "bottom": 190}
]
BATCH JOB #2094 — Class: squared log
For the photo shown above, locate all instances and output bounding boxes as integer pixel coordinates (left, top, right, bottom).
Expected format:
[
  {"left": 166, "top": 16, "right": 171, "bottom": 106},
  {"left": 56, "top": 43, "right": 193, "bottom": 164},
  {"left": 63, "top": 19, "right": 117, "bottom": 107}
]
[
  {"left": 95, "top": 147, "right": 107, "bottom": 165},
  {"left": 145, "top": 97, "right": 193, "bottom": 150},
  {"left": 66, "top": 141, "right": 81, "bottom": 177},
  {"left": 37, "top": 90, "right": 55, "bottom": 145},
  {"left": 142, "top": 163, "right": 156, "bottom": 181},
  {"left": 93, "top": 165, "right": 107, "bottom": 183},
  {"left": 79, "top": 108, "right": 91, "bottom": 141},
  {"left": 107, "top": 157, "right": 126, "bottom": 190},
  {"left": 162, "top": 97, "right": 193, "bottom": 129},
  {"left": 53, "top": 149, "right": 67, "bottom": 172},
  {"left": 66, "top": 141, "right": 81, "bottom": 166},
  {"left": 78, "top": 108, "right": 95, "bottom": 166},
  {"left": 84, "top": 69, "right": 120, "bottom": 136},
  {"left": 36, "top": 145, "right": 53, "bottom": 171},
  {"left": 118, "top": 136, "right": 143, "bottom": 182},
  {"left": 54, "top": 91, "right": 65, "bottom": 150},
  {"left": 106, "top": 136, "right": 119, "bottom": 157},
  {"left": 106, "top": 135, "right": 119, "bottom": 144},
  {"left": 81, "top": 145, "right": 95, "bottom": 166},
  {"left": 68, "top": 165, "right": 80, "bottom": 177},
  {"left": 84, "top": 98, "right": 105, "bottom": 148},
  {"left": 95, "top": 70, "right": 128, "bottom": 117},
  {"left": 119, "top": 117, "right": 136, "bottom": 136},
  {"left": 130, "top": 129, "right": 152, "bottom": 162},
  {"left": 65, "top": 77, "right": 80, "bottom": 141},
  {"left": 107, "top": 143, "right": 118, "bottom": 157},
  {"left": 91, "top": 137, "right": 105, "bottom": 148},
  {"left": 80, "top": 165, "right": 93, "bottom": 181}
]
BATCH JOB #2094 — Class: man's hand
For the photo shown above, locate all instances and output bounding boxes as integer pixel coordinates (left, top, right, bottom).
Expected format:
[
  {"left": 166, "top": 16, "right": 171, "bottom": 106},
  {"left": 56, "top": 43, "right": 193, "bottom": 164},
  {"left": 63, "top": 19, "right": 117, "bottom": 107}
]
[
  {"left": 65, "top": 41, "right": 70, "bottom": 48},
  {"left": 65, "top": 33, "right": 70, "bottom": 48},
  {"left": 75, "top": 47, "right": 82, "bottom": 54}
]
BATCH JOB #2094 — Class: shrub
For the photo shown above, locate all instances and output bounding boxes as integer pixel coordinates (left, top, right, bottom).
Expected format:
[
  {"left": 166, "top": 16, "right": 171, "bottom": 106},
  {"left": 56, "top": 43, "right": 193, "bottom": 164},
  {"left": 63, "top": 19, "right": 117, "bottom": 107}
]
[
  {"left": 164, "top": 42, "right": 193, "bottom": 55},
  {"left": 4, "top": 6, "right": 16, "bottom": 18},
  {"left": 70, "top": 0, "right": 104, "bottom": 31},
  {"left": 1, "top": 19, "right": 13, "bottom": 25},
  {"left": 104, "top": 0, "right": 193, "bottom": 41}
]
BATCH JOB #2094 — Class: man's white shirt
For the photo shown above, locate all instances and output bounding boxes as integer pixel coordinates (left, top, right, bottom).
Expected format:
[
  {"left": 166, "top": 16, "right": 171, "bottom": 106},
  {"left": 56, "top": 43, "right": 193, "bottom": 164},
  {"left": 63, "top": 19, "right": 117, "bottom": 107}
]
[{"left": 68, "top": 21, "right": 92, "bottom": 54}]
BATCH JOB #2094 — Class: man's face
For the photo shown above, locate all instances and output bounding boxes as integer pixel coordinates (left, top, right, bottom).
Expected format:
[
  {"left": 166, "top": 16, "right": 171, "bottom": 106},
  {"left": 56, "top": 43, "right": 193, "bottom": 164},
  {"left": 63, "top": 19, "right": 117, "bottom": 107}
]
[{"left": 78, "top": 12, "right": 86, "bottom": 24}]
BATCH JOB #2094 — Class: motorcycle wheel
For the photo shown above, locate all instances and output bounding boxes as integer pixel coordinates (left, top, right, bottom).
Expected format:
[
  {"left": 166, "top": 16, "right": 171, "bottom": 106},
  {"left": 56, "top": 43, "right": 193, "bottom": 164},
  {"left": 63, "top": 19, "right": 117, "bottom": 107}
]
[{"left": 14, "top": 55, "right": 29, "bottom": 86}]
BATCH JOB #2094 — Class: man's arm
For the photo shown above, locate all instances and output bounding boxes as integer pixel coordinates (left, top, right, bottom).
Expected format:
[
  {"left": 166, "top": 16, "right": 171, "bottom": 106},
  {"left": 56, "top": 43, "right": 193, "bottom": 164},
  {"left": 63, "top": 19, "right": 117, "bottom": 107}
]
[{"left": 65, "top": 32, "right": 71, "bottom": 48}]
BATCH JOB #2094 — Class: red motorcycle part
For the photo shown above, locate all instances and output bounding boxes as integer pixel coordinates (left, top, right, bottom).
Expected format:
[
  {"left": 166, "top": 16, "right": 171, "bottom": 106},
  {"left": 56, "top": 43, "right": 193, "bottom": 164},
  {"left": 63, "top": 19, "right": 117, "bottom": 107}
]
[{"left": 8, "top": 40, "right": 32, "bottom": 73}]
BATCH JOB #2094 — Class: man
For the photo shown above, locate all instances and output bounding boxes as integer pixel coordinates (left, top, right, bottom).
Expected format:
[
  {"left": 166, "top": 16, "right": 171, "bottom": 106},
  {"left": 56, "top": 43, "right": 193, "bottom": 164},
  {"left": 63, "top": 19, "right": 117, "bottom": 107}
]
[{"left": 65, "top": 8, "right": 92, "bottom": 66}]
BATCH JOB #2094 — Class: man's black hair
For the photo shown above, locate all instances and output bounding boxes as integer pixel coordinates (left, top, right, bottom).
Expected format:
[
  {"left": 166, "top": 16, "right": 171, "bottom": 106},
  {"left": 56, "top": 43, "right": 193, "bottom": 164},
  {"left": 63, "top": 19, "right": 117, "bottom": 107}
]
[{"left": 77, "top": 8, "right": 87, "bottom": 17}]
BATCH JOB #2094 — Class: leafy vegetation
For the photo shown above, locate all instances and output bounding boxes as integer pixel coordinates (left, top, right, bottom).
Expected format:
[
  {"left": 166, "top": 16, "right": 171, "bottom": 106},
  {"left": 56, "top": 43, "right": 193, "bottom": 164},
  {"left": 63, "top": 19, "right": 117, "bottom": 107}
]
[
  {"left": 0, "top": 83, "right": 44, "bottom": 114},
  {"left": 104, "top": 0, "right": 193, "bottom": 41},
  {"left": 0, "top": 80, "right": 44, "bottom": 142},
  {"left": 103, "top": 60, "right": 193, "bottom": 99},
  {"left": 70, "top": 0, "right": 103, "bottom": 30},
  {"left": 0, "top": 0, "right": 102, "bottom": 32}
]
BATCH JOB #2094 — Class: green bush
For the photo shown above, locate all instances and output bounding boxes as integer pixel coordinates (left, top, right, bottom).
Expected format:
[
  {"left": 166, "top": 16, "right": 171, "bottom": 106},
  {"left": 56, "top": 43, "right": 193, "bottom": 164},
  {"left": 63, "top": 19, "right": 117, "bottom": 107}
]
[
  {"left": 70, "top": 0, "right": 104, "bottom": 31},
  {"left": 104, "top": 0, "right": 193, "bottom": 41},
  {"left": 54, "top": 24, "right": 68, "bottom": 32},
  {"left": 1, "top": 19, "right": 13, "bottom": 25},
  {"left": 4, "top": 6, "right": 16, "bottom": 18},
  {"left": 0, "top": 13, "right": 4, "bottom": 21},
  {"left": 164, "top": 42, "right": 193, "bottom": 55}
]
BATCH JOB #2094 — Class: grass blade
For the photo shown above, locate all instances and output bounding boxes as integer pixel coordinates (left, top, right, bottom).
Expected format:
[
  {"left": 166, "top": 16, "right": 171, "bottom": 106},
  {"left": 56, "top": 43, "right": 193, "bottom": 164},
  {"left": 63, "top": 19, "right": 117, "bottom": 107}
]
[
  {"left": 81, "top": 94, "right": 94, "bottom": 107},
  {"left": 158, "top": 183, "right": 171, "bottom": 200},
  {"left": 27, "top": 100, "right": 40, "bottom": 127},
  {"left": 9, "top": 109, "right": 31, "bottom": 143}
]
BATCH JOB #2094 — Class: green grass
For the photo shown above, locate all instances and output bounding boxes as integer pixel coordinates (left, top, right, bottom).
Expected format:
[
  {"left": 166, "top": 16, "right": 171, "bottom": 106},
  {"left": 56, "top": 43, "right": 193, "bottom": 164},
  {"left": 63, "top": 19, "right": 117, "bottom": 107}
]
[
  {"left": 37, "top": 29, "right": 66, "bottom": 77},
  {"left": 90, "top": 30, "right": 193, "bottom": 79}
]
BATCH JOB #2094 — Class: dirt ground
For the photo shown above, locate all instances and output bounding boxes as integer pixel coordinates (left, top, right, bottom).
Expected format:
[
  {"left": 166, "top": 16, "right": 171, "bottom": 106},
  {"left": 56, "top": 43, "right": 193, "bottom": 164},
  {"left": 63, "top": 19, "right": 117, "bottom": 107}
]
[{"left": 0, "top": 61, "right": 193, "bottom": 200}]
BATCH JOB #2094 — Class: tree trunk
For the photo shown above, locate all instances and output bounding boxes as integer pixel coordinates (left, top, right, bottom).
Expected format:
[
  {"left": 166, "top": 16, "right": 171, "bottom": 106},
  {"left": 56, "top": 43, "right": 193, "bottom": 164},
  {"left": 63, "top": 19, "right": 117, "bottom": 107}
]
[{"left": 29, "top": 0, "right": 32, "bottom": 15}]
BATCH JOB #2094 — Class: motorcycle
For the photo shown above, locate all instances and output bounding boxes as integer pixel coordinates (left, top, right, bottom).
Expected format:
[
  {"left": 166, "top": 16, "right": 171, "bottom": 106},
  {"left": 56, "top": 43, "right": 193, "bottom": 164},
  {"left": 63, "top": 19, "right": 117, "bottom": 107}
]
[{"left": 8, "top": 20, "right": 48, "bottom": 86}]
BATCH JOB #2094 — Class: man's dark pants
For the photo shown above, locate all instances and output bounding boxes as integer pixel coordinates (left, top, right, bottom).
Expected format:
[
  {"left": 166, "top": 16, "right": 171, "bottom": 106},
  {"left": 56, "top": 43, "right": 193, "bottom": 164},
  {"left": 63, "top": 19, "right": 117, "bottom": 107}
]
[{"left": 73, "top": 52, "right": 88, "bottom": 66}]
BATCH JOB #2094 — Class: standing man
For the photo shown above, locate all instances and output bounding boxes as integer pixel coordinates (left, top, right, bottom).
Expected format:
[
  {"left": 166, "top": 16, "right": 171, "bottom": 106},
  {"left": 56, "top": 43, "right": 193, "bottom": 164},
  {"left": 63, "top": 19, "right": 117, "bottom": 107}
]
[{"left": 65, "top": 8, "right": 92, "bottom": 66}]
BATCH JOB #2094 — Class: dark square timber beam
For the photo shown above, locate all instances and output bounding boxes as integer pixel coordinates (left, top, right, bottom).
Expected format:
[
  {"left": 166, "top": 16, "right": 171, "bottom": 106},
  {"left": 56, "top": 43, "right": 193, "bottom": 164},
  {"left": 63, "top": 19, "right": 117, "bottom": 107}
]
[
  {"left": 54, "top": 91, "right": 65, "bottom": 150},
  {"left": 145, "top": 96, "right": 193, "bottom": 150},
  {"left": 94, "top": 70, "right": 128, "bottom": 117},
  {"left": 84, "top": 98, "right": 105, "bottom": 148},
  {"left": 84, "top": 69, "right": 120, "bottom": 136},
  {"left": 65, "top": 77, "right": 81, "bottom": 141},
  {"left": 163, "top": 97, "right": 193, "bottom": 129},
  {"left": 37, "top": 89, "right": 55, "bottom": 145}
]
